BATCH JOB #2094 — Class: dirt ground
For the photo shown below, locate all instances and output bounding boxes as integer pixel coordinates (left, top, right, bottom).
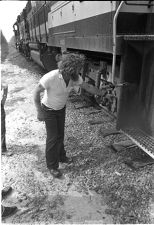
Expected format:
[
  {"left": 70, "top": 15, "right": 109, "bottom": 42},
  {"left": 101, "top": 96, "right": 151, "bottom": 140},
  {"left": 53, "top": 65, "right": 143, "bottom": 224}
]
[{"left": 1, "top": 44, "right": 154, "bottom": 224}]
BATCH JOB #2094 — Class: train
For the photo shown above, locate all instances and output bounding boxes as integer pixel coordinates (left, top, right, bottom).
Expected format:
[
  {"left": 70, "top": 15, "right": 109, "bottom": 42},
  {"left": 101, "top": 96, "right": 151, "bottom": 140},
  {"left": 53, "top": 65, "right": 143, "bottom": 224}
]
[{"left": 13, "top": 1, "right": 154, "bottom": 158}]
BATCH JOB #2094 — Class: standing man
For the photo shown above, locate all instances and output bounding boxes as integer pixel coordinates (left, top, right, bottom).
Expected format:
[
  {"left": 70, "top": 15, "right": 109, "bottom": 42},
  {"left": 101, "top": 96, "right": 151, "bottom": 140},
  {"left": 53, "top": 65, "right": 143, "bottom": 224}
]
[
  {"left": 1, "top": 83, "right": 17, "bottom": 218},
  {"left": 1, "top": 83, "right": 12, "bottom": 156},
  {"left": 34, "top": 53, "right": 107, "bottom": 178}
]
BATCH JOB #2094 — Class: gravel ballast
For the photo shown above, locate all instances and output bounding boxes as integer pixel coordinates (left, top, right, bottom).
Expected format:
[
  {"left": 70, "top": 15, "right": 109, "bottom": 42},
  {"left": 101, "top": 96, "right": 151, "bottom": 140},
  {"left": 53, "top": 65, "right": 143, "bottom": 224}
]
[{"left": 1, "top": 44, "right": 154, "bottom": 224}]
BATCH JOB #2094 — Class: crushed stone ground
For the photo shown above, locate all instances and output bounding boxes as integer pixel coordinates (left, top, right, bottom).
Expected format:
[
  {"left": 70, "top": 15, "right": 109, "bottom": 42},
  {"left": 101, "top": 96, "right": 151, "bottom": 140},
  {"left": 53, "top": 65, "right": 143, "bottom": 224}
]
[{"left": 1, "top": 44, "right": 154, "bottom": 224}]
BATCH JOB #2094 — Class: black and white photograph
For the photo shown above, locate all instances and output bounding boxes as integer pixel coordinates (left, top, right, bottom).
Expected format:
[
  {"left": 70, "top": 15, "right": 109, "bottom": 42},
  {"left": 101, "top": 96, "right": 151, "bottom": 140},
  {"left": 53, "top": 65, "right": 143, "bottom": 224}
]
[{"left": 1, "top": 0, "right": 154, "bottom": 224}]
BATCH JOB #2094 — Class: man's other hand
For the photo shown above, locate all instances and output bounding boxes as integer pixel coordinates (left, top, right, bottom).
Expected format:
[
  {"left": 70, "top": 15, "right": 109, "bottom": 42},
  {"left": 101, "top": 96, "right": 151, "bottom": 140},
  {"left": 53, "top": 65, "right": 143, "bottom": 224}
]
[{"left": 37, "top": 111, "right": 44, "bottom": 121}]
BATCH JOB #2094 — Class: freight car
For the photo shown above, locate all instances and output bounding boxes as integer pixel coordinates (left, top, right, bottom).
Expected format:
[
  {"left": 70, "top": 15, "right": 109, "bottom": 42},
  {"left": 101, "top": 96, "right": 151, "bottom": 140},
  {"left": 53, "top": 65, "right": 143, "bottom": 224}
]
[{"left": 13, "top": 1, "right": 154, "bottom": 158}]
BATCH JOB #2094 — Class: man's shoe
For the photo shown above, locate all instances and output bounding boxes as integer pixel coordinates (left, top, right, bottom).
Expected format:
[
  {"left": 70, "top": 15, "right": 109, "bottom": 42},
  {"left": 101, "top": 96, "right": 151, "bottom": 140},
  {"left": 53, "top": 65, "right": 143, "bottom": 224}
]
[
  {"left": 49, "top": 169, "right": 62, "bottom": 178},
  {"left": 2, "top": 186, "right": 13, "bottom": 200},
  {"left": 2, "top": 151, "right": 13, "bottom": 156},
  {"left": 60, "top": 157, "right": 73, "bottom": 164},
  {"left": 2, "top": 206, "right": 18, "bottom": 219}
]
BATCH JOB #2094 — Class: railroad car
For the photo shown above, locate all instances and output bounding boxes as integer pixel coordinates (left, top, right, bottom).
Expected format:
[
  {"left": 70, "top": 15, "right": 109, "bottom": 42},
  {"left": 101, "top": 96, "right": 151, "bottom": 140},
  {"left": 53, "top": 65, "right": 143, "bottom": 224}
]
[{"left": 13, "top": 1, "right": 154, "bottom": 157}]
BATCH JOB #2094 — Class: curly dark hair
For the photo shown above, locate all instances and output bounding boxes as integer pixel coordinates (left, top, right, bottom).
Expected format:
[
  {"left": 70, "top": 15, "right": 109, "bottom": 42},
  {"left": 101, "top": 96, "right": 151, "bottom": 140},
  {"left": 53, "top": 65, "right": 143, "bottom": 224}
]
[{"left": 58, "top": 53, "right": 85, "bottom": 81}]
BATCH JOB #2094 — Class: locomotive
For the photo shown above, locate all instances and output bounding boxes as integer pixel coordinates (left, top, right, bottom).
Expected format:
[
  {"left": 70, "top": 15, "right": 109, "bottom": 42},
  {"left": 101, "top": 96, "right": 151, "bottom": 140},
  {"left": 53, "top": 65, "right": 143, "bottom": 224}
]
[{"left": 13, "top": 1, "right": 154, "bottom": 158}]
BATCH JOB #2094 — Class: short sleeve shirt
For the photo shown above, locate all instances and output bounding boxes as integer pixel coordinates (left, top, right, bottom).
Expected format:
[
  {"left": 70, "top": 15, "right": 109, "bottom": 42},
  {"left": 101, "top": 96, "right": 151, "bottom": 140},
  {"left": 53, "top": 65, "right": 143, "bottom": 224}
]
[{"left": 40, "top": 69, "right": 83, "bottom": 110}]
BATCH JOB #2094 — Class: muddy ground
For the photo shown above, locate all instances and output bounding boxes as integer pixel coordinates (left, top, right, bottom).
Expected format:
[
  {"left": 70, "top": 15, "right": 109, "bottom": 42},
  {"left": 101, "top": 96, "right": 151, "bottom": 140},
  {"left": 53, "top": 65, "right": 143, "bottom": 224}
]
[{"left": 1, "top": 44, "right": 154, "bottom": 224}]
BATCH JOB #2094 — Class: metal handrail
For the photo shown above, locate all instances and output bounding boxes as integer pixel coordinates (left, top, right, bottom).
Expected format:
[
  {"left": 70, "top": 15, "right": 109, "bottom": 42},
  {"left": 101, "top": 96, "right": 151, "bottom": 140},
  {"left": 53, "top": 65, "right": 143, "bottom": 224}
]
[{"left": 111, "top": 1, "right": 124, "bottom": 84}]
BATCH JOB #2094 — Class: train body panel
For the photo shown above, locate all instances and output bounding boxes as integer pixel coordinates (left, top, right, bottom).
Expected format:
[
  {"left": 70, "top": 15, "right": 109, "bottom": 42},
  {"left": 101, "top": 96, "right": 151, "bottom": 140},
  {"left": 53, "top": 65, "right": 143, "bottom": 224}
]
[
  {"left": 48, "top": 1, "right": 115, "bottom": 28},
  {"left": 47, "top": 1, "right": 115, "bottom": 53},
  {"left": 48, "top": 12, "right": 114, "bottom": 53}
]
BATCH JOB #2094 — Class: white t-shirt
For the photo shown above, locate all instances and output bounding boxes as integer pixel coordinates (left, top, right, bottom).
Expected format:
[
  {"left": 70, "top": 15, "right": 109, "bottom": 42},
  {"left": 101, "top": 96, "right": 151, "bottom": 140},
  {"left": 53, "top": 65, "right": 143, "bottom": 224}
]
[{"left": 40, "top": 69, "right": 83, "bottom": 110}]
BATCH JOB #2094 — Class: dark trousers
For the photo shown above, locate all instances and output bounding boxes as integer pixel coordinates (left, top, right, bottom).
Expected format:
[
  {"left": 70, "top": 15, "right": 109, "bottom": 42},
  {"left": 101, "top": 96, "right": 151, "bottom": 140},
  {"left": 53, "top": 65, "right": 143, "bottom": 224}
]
[
  {"left": 42, "top": 104, "right": 66, "bottom": 169},
  {"left": 1, "top": 104, "right": 7, "bottom": 152}
]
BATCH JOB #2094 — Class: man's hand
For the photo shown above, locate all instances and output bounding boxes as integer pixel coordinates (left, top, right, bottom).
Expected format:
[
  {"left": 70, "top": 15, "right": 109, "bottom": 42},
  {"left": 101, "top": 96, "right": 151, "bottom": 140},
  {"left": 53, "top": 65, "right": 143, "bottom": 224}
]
[
  {"left": 37, "top": 110, "right": 44, "bottom": 121},
  {"left": 1, "top": 98, "right": 6, "bottom": 106},
  {"left": 1, "top": 83, "right": 8, "bottom": 106},
  {"left": 34, "top": 83, "right": 45, "bottom": 121}
]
